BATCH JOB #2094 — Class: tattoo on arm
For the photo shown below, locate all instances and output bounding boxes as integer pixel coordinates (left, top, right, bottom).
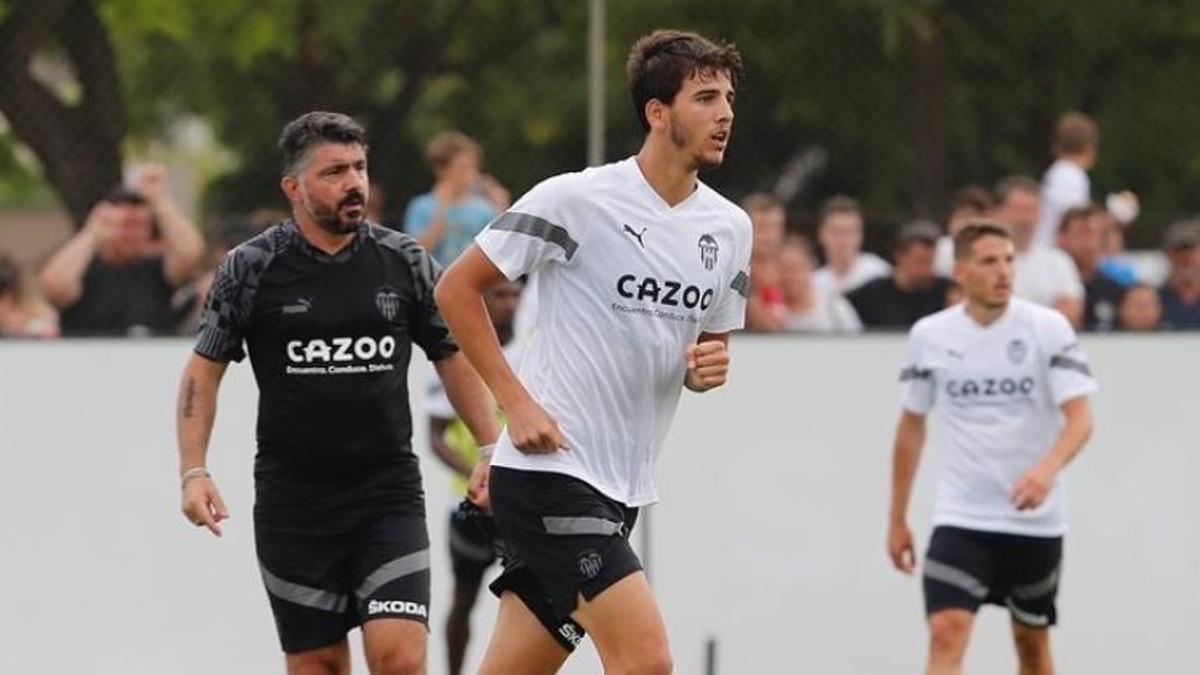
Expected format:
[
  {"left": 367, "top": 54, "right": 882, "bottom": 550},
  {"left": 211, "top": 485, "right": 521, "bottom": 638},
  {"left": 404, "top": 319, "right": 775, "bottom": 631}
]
[{"left": 182, "top": 378, "right": 197, "bottom": 419}]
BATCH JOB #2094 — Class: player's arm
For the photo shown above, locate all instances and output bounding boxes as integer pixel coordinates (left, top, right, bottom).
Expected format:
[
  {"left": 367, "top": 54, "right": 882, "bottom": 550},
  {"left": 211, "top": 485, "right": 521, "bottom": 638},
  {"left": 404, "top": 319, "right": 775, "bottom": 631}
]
[
  {"left": 1012, "top": 395, "right": 1093, "bottom": 510},
  {"left": 684, "top": 332, "right": 731, "bottom": 392},
  {"left": 138, "top": 164, "right": 205, "bottom": 287},
  {"left": 888, "top": 410, "right": 927, "bottom": 574},
  {"left": 434, "top": 352, "right": 500, "bottom": 452},
  {"left": 428, "top": 416, "right": 474, "bottom": 478},
  {"left": 436, "top": 245, "right": 566, "bottom": 455},
  {"left": 176, "top": 353, "right": 231, "bottom": 537}
]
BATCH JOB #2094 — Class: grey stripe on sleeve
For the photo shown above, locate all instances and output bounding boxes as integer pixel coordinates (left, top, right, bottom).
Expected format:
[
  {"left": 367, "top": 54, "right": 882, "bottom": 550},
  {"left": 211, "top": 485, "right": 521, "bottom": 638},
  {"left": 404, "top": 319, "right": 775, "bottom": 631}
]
[
  {"left": 730, "top": 271, "right": 749, "bottom": 298},
  {"left": 1050, "top": 355, "right": 1092, "bottom": 377},
  {"left": 542, "top": 516, "right": 625, "bottom": 537},
  {"left": 260, "top": 564, "right": 349, "bottom": 613},
  {"left": 489, "top": 212, "right": 578, "bottom": 260},
  {"left": 900, "top": 366, "right": 932, "bottom": 382},
  {"left": 355, "top": 549, "right": 431, "bottom": 599},
  {"left": 923, "top": 558, "right": 989, "bottom": 599}
]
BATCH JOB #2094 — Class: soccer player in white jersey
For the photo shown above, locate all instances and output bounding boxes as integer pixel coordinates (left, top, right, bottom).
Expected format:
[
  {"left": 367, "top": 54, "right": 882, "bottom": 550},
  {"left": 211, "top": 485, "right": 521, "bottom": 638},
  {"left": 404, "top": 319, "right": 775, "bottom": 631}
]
[
  {"left": 887, "top": 222, "right": 1096, "bottom": 675},
  {"left": 435, "top": 29, "right": 748, "bottom": 675}
]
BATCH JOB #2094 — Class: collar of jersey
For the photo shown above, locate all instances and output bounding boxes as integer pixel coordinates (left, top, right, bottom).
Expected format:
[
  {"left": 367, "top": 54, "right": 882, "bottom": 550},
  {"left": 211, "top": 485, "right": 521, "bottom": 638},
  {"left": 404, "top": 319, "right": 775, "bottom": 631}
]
[
  {"left": 623, "top": 156, "right": 702, "bottom": 214},
  {"left": 283, "top": 219, "right": 368, "bottom": 264}
]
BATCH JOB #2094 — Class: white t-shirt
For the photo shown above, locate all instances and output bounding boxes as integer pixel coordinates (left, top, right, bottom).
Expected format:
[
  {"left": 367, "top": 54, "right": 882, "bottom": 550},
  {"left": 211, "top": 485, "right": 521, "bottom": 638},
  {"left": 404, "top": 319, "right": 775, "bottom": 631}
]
[
  {"left": 899, "top": 299, "right": 1097, "bottom": 536},
  {"left": 813, "top": 253, "right": 891, "bottom": 294},
  {"left": 781, "top": 288, "right": 862, "bottom": 334},
  {"left": 934, "top": 236, "right": 955, "bottom": 278},
  {"left": 475, "top": 157, "right": 752, "bottom": 506},
  {"left": 1037, "top": 159, "right": 1090, "bottom": 247},
  {"left": 1014, "top": 246, "right": 1084, "bottom": 307}
]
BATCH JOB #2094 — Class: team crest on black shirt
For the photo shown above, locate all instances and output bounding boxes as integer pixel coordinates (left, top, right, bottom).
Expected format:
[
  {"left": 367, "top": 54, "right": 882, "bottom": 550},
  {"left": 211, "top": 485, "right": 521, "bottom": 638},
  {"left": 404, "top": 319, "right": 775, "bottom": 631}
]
[
  {"left": 375, "top": 286, "right": 401, "bottom": 321},
  {"left": 698, "top": 233, "right": 719, "bottom": 270},
  {"left": 1007, "top": 338, "right": 1028, "bottom": 365},
  {"left": 577, "top": 549, "right": 603, "bottom": 579}
]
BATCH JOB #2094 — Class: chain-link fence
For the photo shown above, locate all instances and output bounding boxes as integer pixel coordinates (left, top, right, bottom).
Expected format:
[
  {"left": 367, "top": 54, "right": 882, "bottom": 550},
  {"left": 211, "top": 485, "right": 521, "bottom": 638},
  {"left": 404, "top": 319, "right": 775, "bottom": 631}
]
[{"left": 1, "top": 0, "right": 1198, "bottom": 335}]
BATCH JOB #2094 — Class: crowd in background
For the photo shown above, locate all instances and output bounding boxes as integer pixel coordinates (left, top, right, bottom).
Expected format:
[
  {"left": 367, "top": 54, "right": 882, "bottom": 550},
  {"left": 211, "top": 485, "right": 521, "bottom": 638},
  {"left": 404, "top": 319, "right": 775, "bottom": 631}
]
[
  {"left": 1, "top": 112, "right": 1198, "bottom": 339},
  {"left": 745, "top": 112, "right": 1200, "bottom": 334}
]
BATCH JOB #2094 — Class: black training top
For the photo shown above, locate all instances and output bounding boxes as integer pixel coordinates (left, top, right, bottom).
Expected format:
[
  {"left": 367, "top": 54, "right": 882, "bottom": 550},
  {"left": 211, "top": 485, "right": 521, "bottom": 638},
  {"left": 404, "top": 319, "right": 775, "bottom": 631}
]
[
  {"left": 60, "top": 256, "right": 176, "bottom": 336},
  {"left": 194, "top": 220, "right": 457, "bottom": 531}
]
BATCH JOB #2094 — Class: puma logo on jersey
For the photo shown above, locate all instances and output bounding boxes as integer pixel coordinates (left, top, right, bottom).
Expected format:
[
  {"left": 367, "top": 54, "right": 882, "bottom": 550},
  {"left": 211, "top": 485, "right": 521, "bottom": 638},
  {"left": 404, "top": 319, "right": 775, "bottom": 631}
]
[
  {"left": 286, "top": 336, "right": 398, "bottom": 363},
  {"left": 623, "top": 224, "right": 647, "bottom": 249},
  {"left": 617, "top": 274, "right": 714, "bottom": 310},
  {"left": 281, "top": 298, "right": 313, "bottom": 315}
]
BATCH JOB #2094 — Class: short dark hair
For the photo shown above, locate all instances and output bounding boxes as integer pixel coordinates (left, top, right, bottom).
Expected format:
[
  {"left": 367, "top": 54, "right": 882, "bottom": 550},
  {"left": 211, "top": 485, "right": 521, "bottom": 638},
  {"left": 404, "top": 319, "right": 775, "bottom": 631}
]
[
  {"left": 103, "top": 186, "right": 147, "bottom": 206},
  {"left": 954, "top": 221, "right": 1012, "bottom": 260},
  {"left": 817, "top": 195, "right": 861, "bottom": 228},
  {"left": 278, "top": 111, "right": 368, "bottom": 177},
  {"left": 1053, "top": 111, "right": 1098, "bottom": 155},
  {"left": 1058, "top": 203, "right": 1103, "bottom": 234},
  {"left": 949, "top": 185, "right": 994, "bottom": 216},
  {"left": 626, "top": 29, "right": 743, "bottom": 132},
  {"left": 994, "top": 175, "right": 1039, "bottom": 205},
  {"left": 740, "top": 191, "right": 783, "bottom": 214}
]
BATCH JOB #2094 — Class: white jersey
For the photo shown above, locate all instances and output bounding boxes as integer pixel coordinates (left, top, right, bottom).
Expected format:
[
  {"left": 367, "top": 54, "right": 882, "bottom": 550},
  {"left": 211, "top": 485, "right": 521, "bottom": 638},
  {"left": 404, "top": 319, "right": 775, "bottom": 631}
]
[
  {"left": 899, "top": 298, "right": 1097, "bottom": 536},
  {"left": 476, "top": 157, "right": 752, "bottom": 506},
  {"left": 813, "top": 253, "right": 892, "bottom": 294},
  {"left": 1037, "top": 159, "right": 1090, "bottom": 248}
]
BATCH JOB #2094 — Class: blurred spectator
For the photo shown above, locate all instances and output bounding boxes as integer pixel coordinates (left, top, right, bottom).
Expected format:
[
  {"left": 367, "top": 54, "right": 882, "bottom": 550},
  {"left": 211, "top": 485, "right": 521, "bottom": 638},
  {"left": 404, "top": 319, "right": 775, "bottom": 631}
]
[
  {"left": 1159, "top": 220, "right": 1200, "bottom": 330},
  {"left": 404, "top": 131, "right": 497, "bottom": 266},
  {"left": 173, "top": 210, "right": 280, "bottom": 335},
  {"left": 1057, "top": 205, "right": 1125, "bottom": 331},
  {"left": 1094, "top": 207, "right": 1140, "bottom": 286},
  {"left": 813, "top": 195, "right": 891, "bottom": 293},
  {"left": 1036, "top": 111, "right": 1097, "bottom": 247},
  {"left": 39, "top": 165, "right": 205, "bottom": 337},
  {"left": 1118, "top": 283, "right": 1163, "bottom": 332},
  {"left": 366, "top": 181, "right": 387, "bottom": 226},
  {"left": 745, "top": 254, "right": 785, "bottom": 332},
  {"left": 478, "top": 173, "right": 512, "bottom": 212},
  {"left": 993, "top": 175, "right": 1085, "bottom": 326},
  {"left": 935, "top": 185, "right": 994, "bottom": 277},
  {"left": 847, "top": 221, "right": 950, "bottom": 329},
  {"left": 0, "top": 253, "right": 57, "bottom": 338},
  {"left": 777, "top": 235, "right": 861, "bottom": 334},
  {"left": 743, "top": 192, "right": 787, "bottom": 264},
  {"left": 742, "top": 192, "right": 787, "bottom": 331}
]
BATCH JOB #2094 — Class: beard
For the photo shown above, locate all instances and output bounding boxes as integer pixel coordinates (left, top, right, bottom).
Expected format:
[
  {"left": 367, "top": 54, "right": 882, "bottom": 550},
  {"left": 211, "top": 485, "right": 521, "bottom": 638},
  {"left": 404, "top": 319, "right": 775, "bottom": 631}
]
[
  {"left": 668, "top": 111, "right": 723, "bottom": 170},
  {"left": 302, "top": 185, "right": 365, "bottom": 235}
]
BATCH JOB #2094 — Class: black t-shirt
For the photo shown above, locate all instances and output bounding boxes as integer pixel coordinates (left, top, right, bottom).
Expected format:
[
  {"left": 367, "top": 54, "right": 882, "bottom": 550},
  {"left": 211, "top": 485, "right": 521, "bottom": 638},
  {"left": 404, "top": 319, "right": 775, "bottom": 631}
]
[
  {"left": 1160, "top": 285, "right": 1200, "bottom": 330},
  {"left": 847, "top": 276, "right": 951, "bottom": 330},
  {"left": 60, "top": 256, "right": 175, "bottom": 336},
  {"left": 195, "top": 221, "right": 457, "bottom": 531},
  {"left": 1082, "top": 271, "right": 1125, "bottom": 332}
]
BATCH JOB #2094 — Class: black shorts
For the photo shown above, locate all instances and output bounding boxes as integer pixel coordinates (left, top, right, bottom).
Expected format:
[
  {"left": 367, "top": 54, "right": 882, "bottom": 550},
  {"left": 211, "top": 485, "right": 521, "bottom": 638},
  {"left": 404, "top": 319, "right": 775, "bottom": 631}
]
[
  {"left": 449, "top": 499, "right": 499, "bottom": 584},
  {"left": 923, "top": 525, "right": 1063, "bottom": 628},
  {"left": 255, "top": 511, "right": 431, "bottom": 653},
  {"left": 488, "top": 467, "right": 642, "bottom": 653}
]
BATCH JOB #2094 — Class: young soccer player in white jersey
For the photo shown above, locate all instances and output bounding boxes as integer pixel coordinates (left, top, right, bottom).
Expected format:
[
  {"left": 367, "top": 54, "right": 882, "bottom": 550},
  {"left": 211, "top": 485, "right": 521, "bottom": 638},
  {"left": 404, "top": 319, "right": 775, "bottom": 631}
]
[
  {"left": 887, "top": 222, "right": 1097, "bottom": 675},
  {"left": 435, "top": 29, "right": 749, "bottom": 675}
]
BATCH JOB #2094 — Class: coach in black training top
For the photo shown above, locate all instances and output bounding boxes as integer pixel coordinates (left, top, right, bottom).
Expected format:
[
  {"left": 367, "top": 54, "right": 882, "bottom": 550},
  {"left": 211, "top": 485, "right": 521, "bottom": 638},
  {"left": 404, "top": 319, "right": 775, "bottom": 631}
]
[{"left": 175, "top": 111, "right": 498, "bottom": 675}]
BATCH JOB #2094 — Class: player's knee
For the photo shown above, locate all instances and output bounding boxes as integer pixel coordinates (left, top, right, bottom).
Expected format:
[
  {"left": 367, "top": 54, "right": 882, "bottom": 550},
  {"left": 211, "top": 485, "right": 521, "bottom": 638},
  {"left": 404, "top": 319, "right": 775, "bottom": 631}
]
[
  {"left": 366, "top": 644, "right": 424, "bottom": 675},
  {"left": 286, "top": 648, "right": 347, "bottom": 675},
  {"left": 928, "top": 612, "right": 971, "bottom": 656},
  {"left": 615, "top": 642, "right": 673, "bottom": 675}
]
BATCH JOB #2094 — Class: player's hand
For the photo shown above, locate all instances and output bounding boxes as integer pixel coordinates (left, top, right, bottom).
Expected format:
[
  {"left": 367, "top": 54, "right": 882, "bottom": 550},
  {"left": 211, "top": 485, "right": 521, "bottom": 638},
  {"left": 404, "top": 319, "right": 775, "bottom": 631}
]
[
  {"left": 1011, "top": 463, "right": 1055, "bottom": 511},
  {"left": 135, "top": 163, "right": 170, "bottom": 206},
  {"left": 888, "top": 521, "right": 916, "bottom": 574},
  {"left": 467, "top": 458, "right": 491, "bottom": 512},
  {"left": 505, "top": 397, "right": 568, "bottom": 454},
  {"left": 684, "top": 340, "right": 729, "bottom": 391},
  {"left": 181, "top": 475, "right": 230, "bottom": 537}
]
